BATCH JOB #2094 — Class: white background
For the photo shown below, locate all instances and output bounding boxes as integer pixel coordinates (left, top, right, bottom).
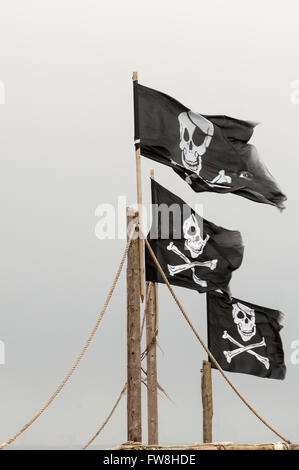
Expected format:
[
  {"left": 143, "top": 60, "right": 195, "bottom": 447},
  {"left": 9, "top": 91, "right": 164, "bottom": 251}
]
[{"left": 0, "top": 0, "right": 298, "bottom": 449}]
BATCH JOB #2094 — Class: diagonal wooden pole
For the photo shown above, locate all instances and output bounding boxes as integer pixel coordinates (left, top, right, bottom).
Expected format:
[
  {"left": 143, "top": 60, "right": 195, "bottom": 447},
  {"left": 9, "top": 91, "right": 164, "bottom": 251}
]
[{"left": 132, "top": 71, "right": 145, "bottom": 303}]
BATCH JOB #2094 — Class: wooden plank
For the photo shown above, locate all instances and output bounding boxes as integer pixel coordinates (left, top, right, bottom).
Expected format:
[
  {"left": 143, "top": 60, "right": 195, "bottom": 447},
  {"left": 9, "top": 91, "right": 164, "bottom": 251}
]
[{"left": 112, "top": 442, "right": 297, "bottom": 450}]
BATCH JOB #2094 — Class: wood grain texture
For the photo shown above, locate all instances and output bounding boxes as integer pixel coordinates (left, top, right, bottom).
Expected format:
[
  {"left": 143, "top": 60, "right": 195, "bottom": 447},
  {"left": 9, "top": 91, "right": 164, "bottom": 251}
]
[
  {"left": 146, "top": 281, "right": 158, "bottom": 444},
  {"left": 201, "top": 360, "right": 213, "bottom": 443},
  {"left": 126, "top": 208, "right": 142, "bottom": 442}
]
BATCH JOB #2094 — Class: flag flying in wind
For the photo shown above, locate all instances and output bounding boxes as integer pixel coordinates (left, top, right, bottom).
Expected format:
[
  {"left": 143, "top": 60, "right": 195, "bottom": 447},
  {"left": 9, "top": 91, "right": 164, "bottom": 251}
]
[
  {"left": 145, "top": 179, "right": 244, "bottom": 296},
  {"left": 134, "top": 82, "right": 286, "bottom": 210},
  {"left": 207, "top": 291, "right": 286, "bottom": 379}
]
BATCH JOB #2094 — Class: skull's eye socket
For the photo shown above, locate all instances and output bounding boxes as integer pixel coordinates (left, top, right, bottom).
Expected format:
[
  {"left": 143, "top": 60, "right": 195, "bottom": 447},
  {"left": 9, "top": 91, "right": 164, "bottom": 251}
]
[
  {"left": 192, "top": 126, "right": 205, "bottom": 147},
  {"left": 240, "top": 171, "right": 253, "bottom": 180},
  {"left": 237, "top": 312, "right": 245, "bottom": 320},
  {"left": 183, "top": 128, "right": 189, "bottom": 141},
  {"left": 188, "top": 226, "right": 196, "bottom": 235}
]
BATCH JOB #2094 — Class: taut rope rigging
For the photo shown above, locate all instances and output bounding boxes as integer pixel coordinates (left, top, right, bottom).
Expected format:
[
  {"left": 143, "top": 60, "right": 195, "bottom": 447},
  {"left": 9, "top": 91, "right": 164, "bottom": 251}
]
[
  {"left": 0, "top": 224, "right": 291, "bottom": 449},
  {"left": 143, "top": 234, "right": 291, "bottom": 445}
]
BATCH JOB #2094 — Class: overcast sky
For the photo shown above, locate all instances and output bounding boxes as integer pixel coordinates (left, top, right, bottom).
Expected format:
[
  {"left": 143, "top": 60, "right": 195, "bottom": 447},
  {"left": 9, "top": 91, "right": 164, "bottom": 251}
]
[{"left": 0, "top": 0, "right": 298, "bottom": 449}]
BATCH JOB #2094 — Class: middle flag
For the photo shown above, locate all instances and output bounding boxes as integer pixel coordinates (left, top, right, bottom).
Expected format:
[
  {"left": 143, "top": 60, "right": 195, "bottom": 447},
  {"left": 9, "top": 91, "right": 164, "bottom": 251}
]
[{"left": 145, "top": 179, "right": 244, "bottom": 295}]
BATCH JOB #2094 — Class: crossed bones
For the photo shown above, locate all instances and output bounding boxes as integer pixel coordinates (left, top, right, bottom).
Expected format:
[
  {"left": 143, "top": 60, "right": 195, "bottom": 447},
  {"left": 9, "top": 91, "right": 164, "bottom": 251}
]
[
  {"left": 167, "top": 242, "right": 217, "bottom": 287},
  {"left": 222, "top": 331, "right": 269, "bottom": 369}
]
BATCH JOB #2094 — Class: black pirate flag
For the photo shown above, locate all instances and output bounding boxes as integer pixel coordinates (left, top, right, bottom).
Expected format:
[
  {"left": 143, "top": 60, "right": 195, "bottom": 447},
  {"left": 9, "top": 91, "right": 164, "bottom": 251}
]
[
  {"left": 145, "top": 180, "right": 244, "bottom": 295},
  {"left": 207, "top": 291, "right": 286, "bottom": 379},
  {"left": 134, "top": 82, "right": 286, "bottom": 210}
]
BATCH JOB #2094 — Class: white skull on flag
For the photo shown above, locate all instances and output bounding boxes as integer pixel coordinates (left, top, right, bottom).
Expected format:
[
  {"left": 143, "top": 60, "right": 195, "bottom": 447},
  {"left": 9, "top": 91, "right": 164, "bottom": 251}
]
[
  {"left": 232, "top": 302, "right": 256, "bottom": 342},
  {"left": 178, "top": 111, "right": 214, "bottom": 174}
]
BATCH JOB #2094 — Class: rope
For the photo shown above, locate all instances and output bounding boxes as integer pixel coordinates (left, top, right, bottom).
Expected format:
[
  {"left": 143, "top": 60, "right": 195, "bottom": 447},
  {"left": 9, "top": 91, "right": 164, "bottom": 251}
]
[
  {"left": 141, "top": 331, "right": 158, "bottom": 361},
  {"left": 82, "top": 383, "right": 128, "bottom": 450},
  {"left": 143, "top": 236, "right": 291, "bottom": 445},
  {"left": 140, "top": 282, "right": 152, "bottom": 339},
  {"left": 82, "top": 268, "right": 152, "bottom": 450},
  {"left": 141, "top": 282, "right": 159, "bottom": 361},
  {"left": 0, "top": 226, "right": 137, "bottom": 450},
  {"left": 142, "top": 368, "right": 174, "bottom": 404}
]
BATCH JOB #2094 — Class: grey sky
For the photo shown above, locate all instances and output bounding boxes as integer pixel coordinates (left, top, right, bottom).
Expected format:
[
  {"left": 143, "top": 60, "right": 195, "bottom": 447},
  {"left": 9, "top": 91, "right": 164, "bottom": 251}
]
[{"left": 0, "top": 0, "right": 298, "bottom": 449}]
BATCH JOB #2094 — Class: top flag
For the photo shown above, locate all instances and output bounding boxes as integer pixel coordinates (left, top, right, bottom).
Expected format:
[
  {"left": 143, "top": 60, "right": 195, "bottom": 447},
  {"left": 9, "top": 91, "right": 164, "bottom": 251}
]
[{"left": 135, "top": 82, "right": 286, "bottom": 210}]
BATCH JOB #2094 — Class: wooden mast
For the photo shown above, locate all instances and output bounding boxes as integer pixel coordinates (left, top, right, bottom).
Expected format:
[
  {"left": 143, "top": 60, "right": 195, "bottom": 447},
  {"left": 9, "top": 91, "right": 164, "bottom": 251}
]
[
  {"left": 132, "top": 71, "right": 145, "bottom": 303},
  {"left": 201, "top": 360, "right": 213, "bottom": 443},
  {"left": 126, "top": 207, "right": 142, "bottom": 442},
  {"left": 146, "top": 169, "right": 159, "bottom": 445}
]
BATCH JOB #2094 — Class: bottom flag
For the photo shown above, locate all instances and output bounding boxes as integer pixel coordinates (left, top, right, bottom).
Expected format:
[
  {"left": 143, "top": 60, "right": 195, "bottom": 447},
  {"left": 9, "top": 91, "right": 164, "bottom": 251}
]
[{"left": 207, "top": 291, "right": 286, "bottom": 379}]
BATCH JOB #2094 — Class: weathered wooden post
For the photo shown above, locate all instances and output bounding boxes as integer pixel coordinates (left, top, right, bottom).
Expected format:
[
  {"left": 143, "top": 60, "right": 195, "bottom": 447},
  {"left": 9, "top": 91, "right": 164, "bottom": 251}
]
[
  {"left": 201, "top": 360, "right": 213, "bottom": 443},
  {"left": 145, "top": 169, "right": 159, "bottom": 445},
  {"left": 126, "top": 207, "right": 142, "bottom": 442},
  {"left": 132, "top": 71, "right": 145, "bottom": 302},
  {"left": 146, "top": 281, "right": 158, "bottom": 444}
]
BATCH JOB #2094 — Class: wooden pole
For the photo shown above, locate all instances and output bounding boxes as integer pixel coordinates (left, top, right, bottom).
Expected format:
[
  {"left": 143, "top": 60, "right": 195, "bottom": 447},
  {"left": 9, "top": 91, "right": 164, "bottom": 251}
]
[
  {"left": 127, "top": 207, "right": 142, "bottom": 442},
  {"left": 132, "top": 71, "right": 145, "bottom": 303},
  {"left": 146, "top": 169, "right": 158, "bottom": 445},
  {"left": 146, "top": 281, "right": 158, "bottom": 444},
  {"left": 201, "top": 360, "right": 213, "bottom": 443}
]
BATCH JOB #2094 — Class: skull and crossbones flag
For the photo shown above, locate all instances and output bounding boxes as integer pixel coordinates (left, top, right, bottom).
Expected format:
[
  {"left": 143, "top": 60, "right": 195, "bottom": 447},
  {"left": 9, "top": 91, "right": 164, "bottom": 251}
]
[
  {"left": 135, "top": 82, "right": 286, "bottom": 210},
  {"left": 145, "top": 179, "right": 244, "bottom": 295},
  {"left": 207, "top": 291, "right": 286, "bottom": 379}
]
